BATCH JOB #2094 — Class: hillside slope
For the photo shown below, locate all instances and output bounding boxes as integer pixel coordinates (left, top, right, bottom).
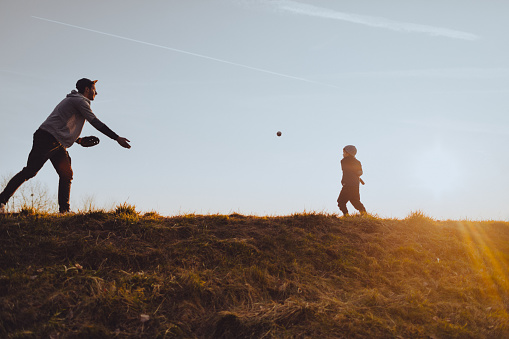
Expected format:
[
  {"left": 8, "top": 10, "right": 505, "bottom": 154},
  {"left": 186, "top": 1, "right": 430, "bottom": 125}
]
[{"left": 1, "top": 210, "right": 509, "bottom": 338}]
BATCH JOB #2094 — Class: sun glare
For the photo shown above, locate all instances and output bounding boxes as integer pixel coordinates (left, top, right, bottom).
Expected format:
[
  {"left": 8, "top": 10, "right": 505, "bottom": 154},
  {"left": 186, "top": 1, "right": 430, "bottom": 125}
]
[
  {"left": 410, "top": 144, "right": 463, "bottom": 198},
  {"left": 456, "top": 221, "right": 509, "bottom": 305}
]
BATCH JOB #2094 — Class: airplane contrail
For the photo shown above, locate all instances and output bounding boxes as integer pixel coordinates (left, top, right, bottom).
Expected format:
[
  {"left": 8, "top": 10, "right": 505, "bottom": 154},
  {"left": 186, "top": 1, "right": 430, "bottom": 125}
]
[
  {"left": 265, "top": 0, "right": 480, "bottom": 41},
  {"left": 32, "top": 16, "right": 339, "bottom": 89}
]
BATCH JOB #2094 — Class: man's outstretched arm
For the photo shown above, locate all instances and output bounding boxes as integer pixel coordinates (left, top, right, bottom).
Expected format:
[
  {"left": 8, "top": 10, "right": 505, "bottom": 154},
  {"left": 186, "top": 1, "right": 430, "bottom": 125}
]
[
  {"left": 89, "top": 118, "right": 131, "bottom": 149},
  {"left": 116, "top": 137, "right": 131, "bottom": 149}
]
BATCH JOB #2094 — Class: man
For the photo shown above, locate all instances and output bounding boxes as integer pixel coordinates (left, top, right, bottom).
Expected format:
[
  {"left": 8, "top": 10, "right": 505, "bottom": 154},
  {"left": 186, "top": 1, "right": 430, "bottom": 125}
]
[
  {"left": 0, "top": 78, "right": 131, "bottom": 213},
  {"left": 337, "top": 145, "right": 367, "bottom": 216}
]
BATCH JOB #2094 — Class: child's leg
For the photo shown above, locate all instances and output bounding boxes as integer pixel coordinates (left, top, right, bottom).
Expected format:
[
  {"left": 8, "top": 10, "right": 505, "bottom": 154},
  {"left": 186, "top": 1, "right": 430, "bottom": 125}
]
[
  {"left": 337, "top": 187, "right": 350, "bottom": 216},
  {"left": 350, "top": 187, "right": 366, "bottom": 214}
]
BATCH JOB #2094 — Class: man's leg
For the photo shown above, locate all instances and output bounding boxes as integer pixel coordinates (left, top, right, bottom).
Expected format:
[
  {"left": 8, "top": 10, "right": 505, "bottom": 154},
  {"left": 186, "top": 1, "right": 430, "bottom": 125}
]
[
  {"left": 337, "top": 187, "right": 350, "bottom": 216},
  {"left": 50, "top": 148, "right": 73, "bottom": 213},
  {"left": 0, "top": 130, "right": 55, "bottom": 205}
]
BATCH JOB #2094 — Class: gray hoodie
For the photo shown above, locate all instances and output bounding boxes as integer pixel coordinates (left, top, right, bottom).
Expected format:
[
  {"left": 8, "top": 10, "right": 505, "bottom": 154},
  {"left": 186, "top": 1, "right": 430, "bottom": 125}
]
[{"left": 39, "top": 90, "right": 118, "bottom": 148}]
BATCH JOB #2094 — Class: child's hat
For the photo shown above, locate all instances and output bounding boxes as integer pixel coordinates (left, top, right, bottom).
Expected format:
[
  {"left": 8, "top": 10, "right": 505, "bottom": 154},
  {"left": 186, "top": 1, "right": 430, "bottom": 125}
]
[{"left": 343, "top": 145, "right": 357, "bottom": 156}]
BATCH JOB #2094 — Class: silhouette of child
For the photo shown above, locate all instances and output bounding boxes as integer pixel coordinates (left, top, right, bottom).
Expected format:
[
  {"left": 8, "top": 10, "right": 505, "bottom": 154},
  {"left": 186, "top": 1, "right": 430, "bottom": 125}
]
[{"left": 337, "top": 145, "right": 366, "bottom": 216}]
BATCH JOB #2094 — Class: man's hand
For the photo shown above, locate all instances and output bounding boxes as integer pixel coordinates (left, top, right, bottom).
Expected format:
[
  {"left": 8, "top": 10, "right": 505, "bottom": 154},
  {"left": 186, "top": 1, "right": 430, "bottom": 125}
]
[
  {"left": 78, "top": 136, "right": 100, "bottom": 147},
  {"left": 117, "top": 137, "right": 131, "bottom": 149}
]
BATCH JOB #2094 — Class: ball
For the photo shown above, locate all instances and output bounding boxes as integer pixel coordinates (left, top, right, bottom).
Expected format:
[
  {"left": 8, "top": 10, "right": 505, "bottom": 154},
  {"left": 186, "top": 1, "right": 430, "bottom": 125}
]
[{"left": 277, "top": 131, "right": 282, "bottom": 137}]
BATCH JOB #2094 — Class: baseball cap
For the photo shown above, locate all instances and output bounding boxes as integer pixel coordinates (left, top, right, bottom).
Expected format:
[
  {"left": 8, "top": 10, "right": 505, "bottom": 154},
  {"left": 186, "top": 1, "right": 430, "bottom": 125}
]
[{"left": 76, "top": 78, "right": 98, "bottom": 93}]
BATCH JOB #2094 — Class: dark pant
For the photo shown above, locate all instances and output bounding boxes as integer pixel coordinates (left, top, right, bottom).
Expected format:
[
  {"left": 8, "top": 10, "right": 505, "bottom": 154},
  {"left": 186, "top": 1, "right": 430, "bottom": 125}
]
[
  {"left": 337, "top": 185, "right": 366, "bottom": 216},
  {"left": 0, "top": 129, "right": 73, "bottom": 212}
]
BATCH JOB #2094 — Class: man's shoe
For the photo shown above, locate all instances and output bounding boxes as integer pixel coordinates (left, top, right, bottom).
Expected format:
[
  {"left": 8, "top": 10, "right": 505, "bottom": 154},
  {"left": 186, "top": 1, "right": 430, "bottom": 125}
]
[{"left": 0, "top": 203, "right": 6, "bottom": 214}]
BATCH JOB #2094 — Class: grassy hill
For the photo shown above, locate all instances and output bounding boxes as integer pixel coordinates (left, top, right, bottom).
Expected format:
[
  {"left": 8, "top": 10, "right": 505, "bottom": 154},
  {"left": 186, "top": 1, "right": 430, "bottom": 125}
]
[{"left": 1, "top": 208, "right": 509, "bottom": 338}]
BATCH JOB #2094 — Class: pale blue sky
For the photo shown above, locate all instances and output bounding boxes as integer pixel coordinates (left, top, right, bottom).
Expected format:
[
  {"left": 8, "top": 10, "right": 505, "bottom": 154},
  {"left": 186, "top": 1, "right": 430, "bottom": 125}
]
[{"left": 1, "top": 0, "right": 508, "bottom": 219}]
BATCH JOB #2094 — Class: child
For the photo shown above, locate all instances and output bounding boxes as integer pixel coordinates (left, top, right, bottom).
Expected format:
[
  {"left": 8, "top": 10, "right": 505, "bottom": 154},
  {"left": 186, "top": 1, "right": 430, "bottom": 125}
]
[{"left": 337, "top": 145, "right": 366, "bottom": 216}]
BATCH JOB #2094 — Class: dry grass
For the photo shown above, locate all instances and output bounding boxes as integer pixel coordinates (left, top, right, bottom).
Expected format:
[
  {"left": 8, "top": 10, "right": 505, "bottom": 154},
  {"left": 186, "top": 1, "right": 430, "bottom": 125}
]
[{"left": 0, "top": 209, "right": 508, "bottom": 338}]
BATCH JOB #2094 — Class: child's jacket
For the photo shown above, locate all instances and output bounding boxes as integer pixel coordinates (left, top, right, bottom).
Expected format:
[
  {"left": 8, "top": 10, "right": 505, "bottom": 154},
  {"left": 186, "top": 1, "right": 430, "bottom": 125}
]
[{"left": 341, "top": 156, "right": 363, "bottom": 187}]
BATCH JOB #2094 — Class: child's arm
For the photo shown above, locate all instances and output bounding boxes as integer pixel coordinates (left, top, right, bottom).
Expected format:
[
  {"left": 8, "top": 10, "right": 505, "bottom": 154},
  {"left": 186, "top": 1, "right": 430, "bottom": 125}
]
[
  {"left": 357, "top": 163, "right": 363, "bottom": 177},
  {"left": 358, "top": 162, "right": 364, "bottom": 184}
]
